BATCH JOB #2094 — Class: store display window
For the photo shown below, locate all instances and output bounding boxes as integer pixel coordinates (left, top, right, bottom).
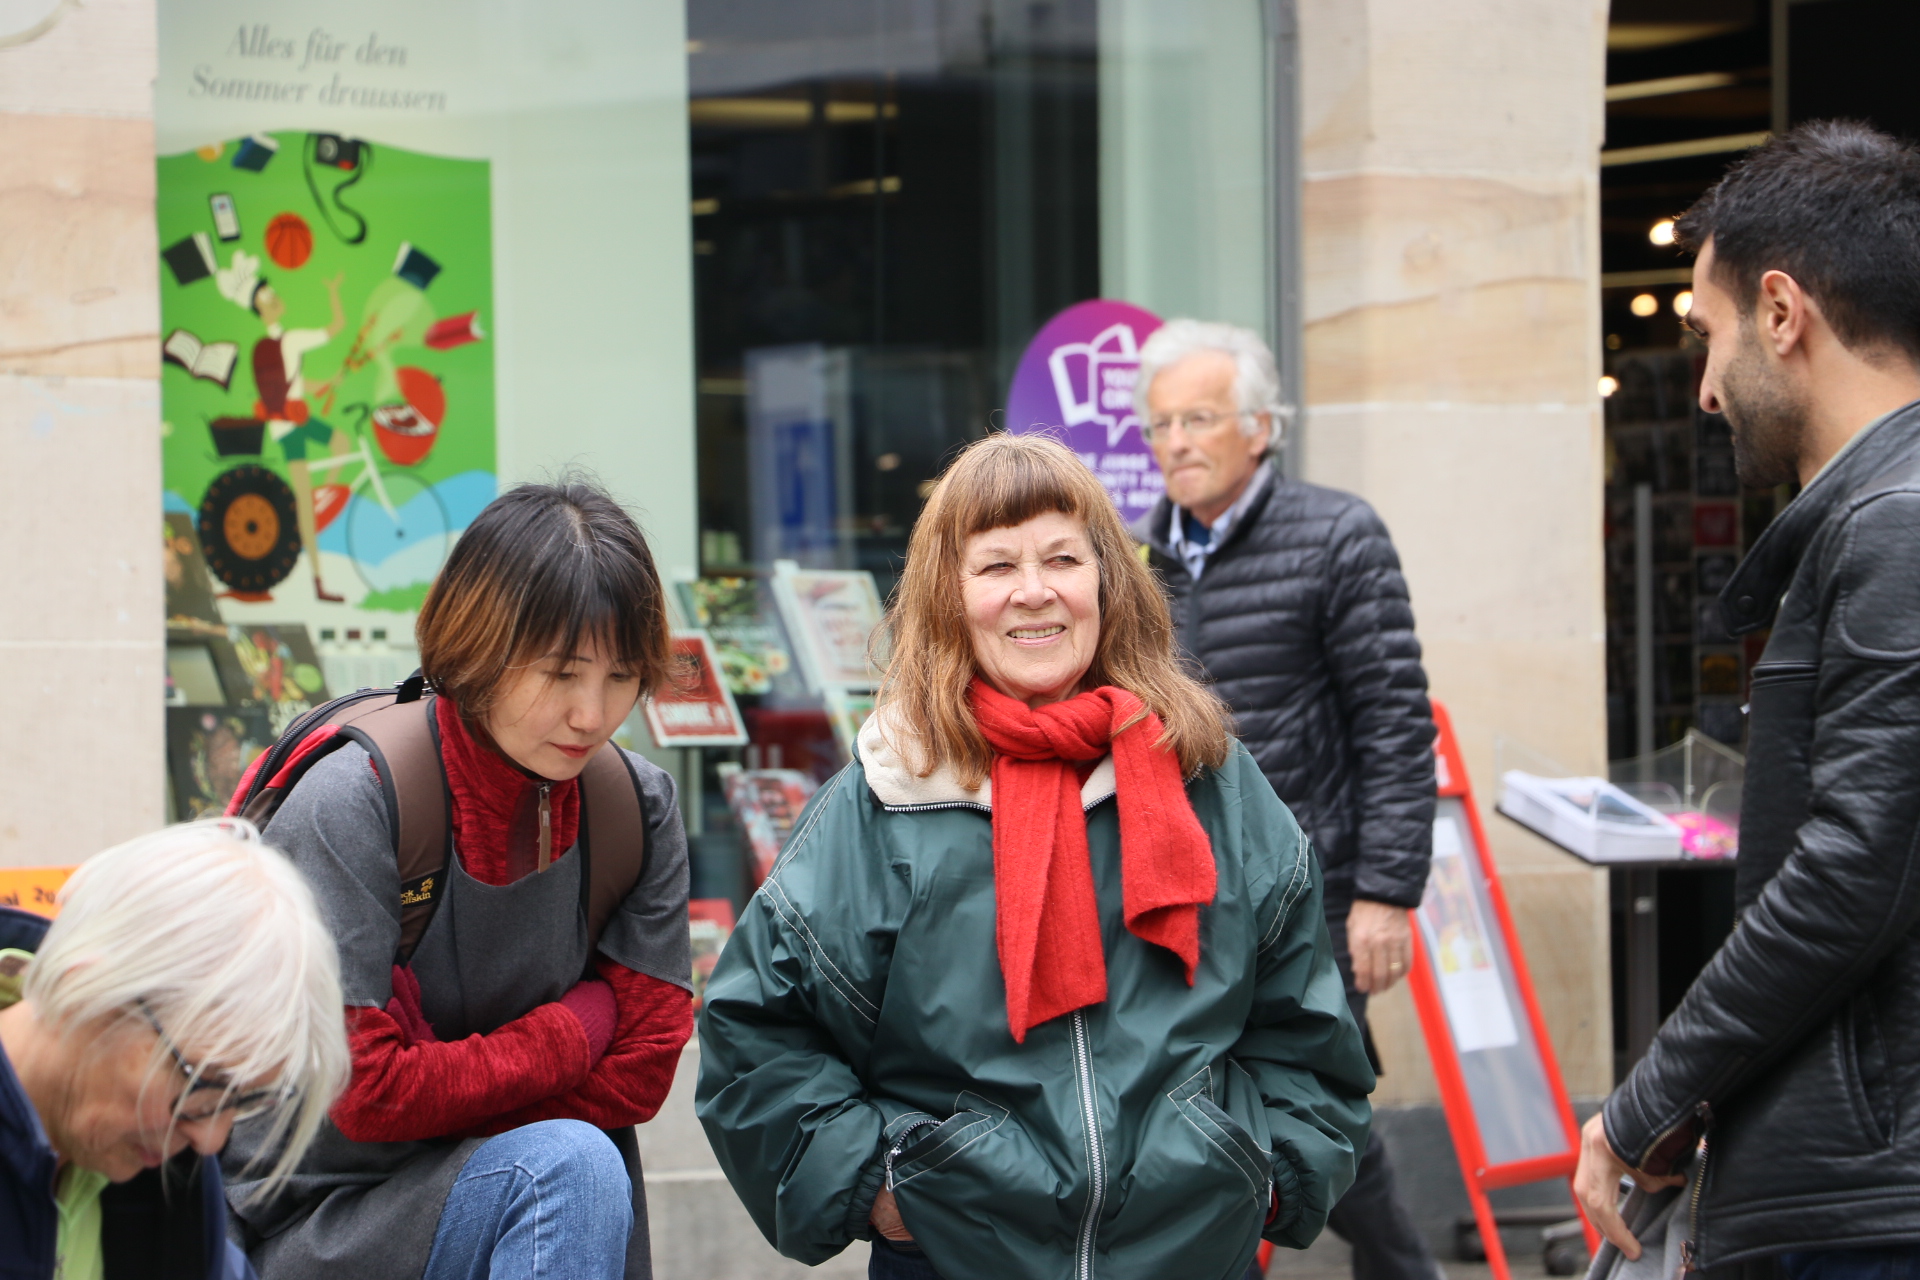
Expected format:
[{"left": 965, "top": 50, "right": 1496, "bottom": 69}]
[{"left": 681, "top": 0, "right": 1282, "bottom": 906}]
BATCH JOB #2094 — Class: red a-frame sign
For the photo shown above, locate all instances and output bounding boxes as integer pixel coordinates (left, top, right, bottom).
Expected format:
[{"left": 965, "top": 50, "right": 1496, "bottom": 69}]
[{"left": 1404, "top": 701, "right": 1598, "bottom": 1279}]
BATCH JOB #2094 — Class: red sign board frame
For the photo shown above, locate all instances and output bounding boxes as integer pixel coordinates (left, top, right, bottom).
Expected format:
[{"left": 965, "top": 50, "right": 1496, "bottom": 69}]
[{"left": 1406, "top": 701, "right": 1598, "bottom": 1278}]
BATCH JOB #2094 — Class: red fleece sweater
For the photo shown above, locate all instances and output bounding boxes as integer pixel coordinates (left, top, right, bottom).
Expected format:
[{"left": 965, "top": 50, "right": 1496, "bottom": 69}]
[{"left": 330, "top": 704, "right": 691, "bottom": 1143}]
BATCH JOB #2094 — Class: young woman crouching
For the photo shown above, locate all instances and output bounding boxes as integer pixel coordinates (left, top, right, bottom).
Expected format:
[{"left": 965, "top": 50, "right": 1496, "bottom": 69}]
[{"left": 225, "top": 482, "right": 693, "bottom": 1280}]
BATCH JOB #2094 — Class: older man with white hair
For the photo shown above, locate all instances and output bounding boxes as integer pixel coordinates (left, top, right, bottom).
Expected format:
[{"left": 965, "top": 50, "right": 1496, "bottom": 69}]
[
  {"left": 1132, "top": 319, "right": 1440, "bottom": 1280},
  {"left": 0, "top": 819, "right": 350, "bottom": 1280}
]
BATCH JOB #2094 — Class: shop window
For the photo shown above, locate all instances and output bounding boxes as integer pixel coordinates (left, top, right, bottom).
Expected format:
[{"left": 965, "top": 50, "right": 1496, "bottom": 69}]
[{"left": 683, "top": 0, "right": 1278, "bottom": 907}]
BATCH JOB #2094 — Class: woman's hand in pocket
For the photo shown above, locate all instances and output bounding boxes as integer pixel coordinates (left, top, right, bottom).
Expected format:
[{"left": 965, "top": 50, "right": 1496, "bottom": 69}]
[{"left": 870, "top": 1188, "right": 915, "bottom": 1242}]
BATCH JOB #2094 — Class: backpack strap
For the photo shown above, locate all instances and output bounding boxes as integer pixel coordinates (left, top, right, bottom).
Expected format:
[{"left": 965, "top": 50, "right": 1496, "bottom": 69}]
[
  {"left": 335, "top": 696, "right": 449, "bottom": 963},
  {"left": 578, "top": 744, "right": 650, "bottom": 949}
]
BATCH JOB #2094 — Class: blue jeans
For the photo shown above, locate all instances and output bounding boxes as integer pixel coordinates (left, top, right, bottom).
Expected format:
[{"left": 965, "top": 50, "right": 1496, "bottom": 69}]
[
  {"left": 421, "top": 1120, "right": 633, "bottom": 1280},
  {"left": 1781, "top": 1249, "right": 1920, "bottom": 1280},
  {"left": 870, "top": 1234, "right": 945, "bottom": 1280}
]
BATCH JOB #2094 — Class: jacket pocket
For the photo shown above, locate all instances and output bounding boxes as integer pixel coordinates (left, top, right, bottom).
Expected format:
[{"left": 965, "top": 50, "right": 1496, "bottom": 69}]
[
  {"left": 886, "top": 1093, "right": 1009, "bottom": 1188},
  {"left": 884, "top": 1092, "right": 1073, "bottom": 1276},
  {"left": 1844, "top": 992, "right": 1897, "bottom": 1147},
  {"left": 1169, "top": 1066, "right": 1272, "bottom": 1208}
]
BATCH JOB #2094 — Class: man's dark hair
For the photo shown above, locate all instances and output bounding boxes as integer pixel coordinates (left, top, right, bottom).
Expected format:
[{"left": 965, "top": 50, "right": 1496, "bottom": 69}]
[{"left": 1676, "top": 120, "right": 1920, "bottom": 361}]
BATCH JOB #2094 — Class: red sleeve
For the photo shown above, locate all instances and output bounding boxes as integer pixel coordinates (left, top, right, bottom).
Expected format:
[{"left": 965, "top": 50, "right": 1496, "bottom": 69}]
[
  {"left": 469, "top": 958, "right": 693, "bottom": 1135},
  {"left": 332, "top": 1001, "right": 595, "bottom": 1143}
]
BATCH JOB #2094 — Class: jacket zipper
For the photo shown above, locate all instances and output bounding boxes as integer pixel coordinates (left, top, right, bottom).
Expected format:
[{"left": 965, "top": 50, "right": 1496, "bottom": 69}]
[
  {"left": 537, "top": 782, "right": 552, "bottom": 871},
  {"left": 1070, "top": 1010, "right": 1105, "bottom": 1280},
  {"left": 1678, "top": 1101, "right": 1713, "bottom": 1272},
  {"left": 880, "top": 794, "right": 1117, "bottom": 817},
  {"left": 882, "top": 801, "right": 991, "bottom": 815}
]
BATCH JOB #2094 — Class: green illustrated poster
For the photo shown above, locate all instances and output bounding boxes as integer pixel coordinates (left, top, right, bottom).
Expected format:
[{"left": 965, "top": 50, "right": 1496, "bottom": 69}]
[{"left": 157, "top": 131, "right": 494, "bottom": 620}]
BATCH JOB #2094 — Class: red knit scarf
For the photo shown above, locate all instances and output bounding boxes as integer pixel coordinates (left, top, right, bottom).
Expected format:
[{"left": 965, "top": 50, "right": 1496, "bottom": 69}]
[
  {"left": 970, "top": 679, "right": 1215, "bottom": 1042},
  {"left": 435, "top": 697, "right": 581, "bottom": 886}
]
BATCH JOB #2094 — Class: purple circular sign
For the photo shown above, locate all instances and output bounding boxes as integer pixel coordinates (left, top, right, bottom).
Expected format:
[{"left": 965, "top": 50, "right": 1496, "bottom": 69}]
[{"left": 1006, "top": 299, "right": 1165, "bottom": 516}]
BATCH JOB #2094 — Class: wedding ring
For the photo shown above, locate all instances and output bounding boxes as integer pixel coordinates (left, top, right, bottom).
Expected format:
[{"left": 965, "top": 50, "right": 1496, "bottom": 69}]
[{"left": 1389, "top": 960, "right": 1405, "bottom": 972}]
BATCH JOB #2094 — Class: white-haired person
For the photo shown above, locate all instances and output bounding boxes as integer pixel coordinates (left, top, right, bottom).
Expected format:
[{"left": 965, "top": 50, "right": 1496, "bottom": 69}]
[
  {"left": 0, "top": 819, "right": 349, "bottom": 1280},
  {"left": 1131, "top": 318, "right": 1440, "bottom": 1280}
]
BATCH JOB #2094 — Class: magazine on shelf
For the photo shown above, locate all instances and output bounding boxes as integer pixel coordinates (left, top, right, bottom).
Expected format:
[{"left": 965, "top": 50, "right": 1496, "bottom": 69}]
[
  {"left": 769, "top": 561, "right": 886, "bottom": 692},
  {"left": 642, "top": 631, "right": 748, "bottom": 747},
  {"left": 824, "top": 687, "right": 875, "bottom": 760},
  {"left": 688, "top": 898, "right": 736, "bottom": 1007},
  {"left": 673, "top": 574, "right": 805, "bottom": 699},
  {"left": 718, "top": 764, "right": 819, "bottom": 883}
]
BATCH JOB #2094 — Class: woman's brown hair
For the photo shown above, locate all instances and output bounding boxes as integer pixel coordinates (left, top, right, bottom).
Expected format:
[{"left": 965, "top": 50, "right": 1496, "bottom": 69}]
[
  {"left": 878, "top": 432, "right": 1232, "bottom": 788},
  {"left": 415, "top": 480, "right": 673, "bottom": 718}
]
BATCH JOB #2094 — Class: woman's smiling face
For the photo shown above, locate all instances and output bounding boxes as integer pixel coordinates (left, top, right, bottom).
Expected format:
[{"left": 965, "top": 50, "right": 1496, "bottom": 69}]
[{"left": 960, "top": 510, "right": 1102, "bottom": 708}]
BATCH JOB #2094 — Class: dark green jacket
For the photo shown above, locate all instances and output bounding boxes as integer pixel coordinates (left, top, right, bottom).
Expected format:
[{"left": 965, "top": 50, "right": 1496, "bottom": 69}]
[{"left": 696, "top": 713, "right": 1373, "bottom": 1280}]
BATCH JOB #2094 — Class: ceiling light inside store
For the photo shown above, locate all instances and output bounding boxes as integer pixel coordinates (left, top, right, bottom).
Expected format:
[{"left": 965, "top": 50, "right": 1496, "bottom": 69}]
[
  {"left": 1673, "top": 291, "right": 1694, "bottom": 317},
  {"left": 1649, "top": 219, "right": 1677, "bottom": 246},
  {"left": 1599, "top": 376, "right": 1620, "bottom": 398},
  {"left": 876, "top": 453, "right": 902, "bottom": 471},
  {"left": 1630, "top": 293, "right": 1659, "bottom": 318},
  {"left": 1606, "top": 22, "right": 1742, "bottom": 51}
]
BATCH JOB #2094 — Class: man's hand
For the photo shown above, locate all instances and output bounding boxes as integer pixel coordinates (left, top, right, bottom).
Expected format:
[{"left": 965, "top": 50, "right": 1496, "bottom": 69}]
[
  {"left": 1348, "top": 898, "right": 1413, "bottom": 994},
  {"left": 870, "top": 1188, "right": 914, "bottom": 1242},
  {"left": 1572, "top": 1112, "right": 1684, "bottom": 1261}
]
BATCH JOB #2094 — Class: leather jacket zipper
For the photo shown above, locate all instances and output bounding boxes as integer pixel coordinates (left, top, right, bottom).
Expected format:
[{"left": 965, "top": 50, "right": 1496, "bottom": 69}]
[
  {"left": 537, "top": 782, "right": 552, "bottom": 871},
  {"left": 1070, "top": 1010, "right": 1105, "bottom": 1280},
  {"left": 1679, "top": 1101, "right": 1713, "bottom": 1272}
]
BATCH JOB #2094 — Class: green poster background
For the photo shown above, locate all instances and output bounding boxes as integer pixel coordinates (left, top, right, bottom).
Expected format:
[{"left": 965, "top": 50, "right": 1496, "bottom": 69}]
[{"left": 157, "top": 131, "right": 495, "bottom": 618}]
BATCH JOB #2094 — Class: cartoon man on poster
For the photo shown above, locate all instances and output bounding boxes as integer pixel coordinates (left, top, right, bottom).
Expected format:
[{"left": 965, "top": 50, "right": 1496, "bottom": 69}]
[{"left": 217, "top": 251, "right": 351, "bottom": 601}]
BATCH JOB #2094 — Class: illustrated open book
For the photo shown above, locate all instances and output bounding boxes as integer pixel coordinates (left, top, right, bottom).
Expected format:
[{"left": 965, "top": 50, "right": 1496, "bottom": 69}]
[{"left": 162, "top": 329, "right": 240, "bottom": 390}]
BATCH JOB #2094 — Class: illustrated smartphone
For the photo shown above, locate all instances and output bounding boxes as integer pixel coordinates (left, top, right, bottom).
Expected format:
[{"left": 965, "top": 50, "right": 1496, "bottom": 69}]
[{"left": 209, "top": 193, "right": 240, "bottom": 241}]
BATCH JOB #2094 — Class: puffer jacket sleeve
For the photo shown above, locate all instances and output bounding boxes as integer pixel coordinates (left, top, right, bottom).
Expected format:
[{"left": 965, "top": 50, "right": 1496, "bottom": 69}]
[
  {"left": 694, "top": 770, "right": 894, "bottom": 1265},
  {"left": 1604, "top": 493, "right": 1920, "bottom": 1170},
  {"left": 1321, "top": 497, "right": 1436, "bottom": 908},
  {"left": 1228, "top": 749, "right": 1378, "bottom": 1247}
]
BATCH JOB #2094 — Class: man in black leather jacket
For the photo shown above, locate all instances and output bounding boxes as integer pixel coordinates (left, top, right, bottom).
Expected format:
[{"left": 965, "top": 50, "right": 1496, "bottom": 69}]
[
  {"left": 1132, "top": 319, "right": 1438, "bottom": 1280},
  {"left": 1574, "top": 122, "right": 1920, "bottom": 1280}
]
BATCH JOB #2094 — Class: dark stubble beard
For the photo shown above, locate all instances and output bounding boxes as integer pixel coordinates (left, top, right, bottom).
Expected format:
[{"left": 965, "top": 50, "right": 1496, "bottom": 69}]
[{"left": 1718, "top": 316, "right": 1809, "bottom": 489}]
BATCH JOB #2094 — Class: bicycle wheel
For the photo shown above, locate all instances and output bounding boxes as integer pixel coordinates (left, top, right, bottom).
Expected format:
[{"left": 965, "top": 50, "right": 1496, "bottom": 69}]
[
  {"left": 199, "top": 465, "right": 302, "bottom": 593},
  {"left": 344, "top": 468, "right": 451, "bottom": 595}
]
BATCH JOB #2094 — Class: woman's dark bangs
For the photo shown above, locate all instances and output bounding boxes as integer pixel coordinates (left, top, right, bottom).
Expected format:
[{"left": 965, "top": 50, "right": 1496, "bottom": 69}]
[{"left": 507, "top": 533, "right": 651, "bottom": 672}]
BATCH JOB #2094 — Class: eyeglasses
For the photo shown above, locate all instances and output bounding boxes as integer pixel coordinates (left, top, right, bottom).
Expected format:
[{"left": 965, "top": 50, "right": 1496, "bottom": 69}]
[
  {"left": 136, "top": 1000, "right": 288, "bottom": 1124},
  {"left": 1142, "top": 409, "right": 1251, "bottom": 444}
]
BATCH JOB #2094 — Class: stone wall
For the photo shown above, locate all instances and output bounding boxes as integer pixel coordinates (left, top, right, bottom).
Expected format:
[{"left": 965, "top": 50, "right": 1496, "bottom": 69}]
[
  {"left": 0, "top": 0, "right": 165, "bottom": 865},
  {"left": 1297, "top": 0, "right": 1614, "bottom": 1104}
]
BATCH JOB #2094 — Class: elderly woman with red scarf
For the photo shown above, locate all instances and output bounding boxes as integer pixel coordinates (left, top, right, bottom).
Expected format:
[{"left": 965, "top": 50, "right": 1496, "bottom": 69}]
[{"left": 696, "top": 434, "right": 1374, "bottom": 1280}]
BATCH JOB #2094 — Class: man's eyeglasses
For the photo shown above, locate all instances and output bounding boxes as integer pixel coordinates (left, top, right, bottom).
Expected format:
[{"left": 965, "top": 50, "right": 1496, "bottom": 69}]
[
  {"left": 136, "top": 1000, "right": 288, "bottom": 1124},
  {"left": 1142, "top": 409, "right": 1251, "bottom": 444}
]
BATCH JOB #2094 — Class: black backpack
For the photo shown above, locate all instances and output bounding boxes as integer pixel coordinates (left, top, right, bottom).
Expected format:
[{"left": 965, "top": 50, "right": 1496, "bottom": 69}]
[{"left": 227, "top": 674, "right": 649, "bottom": 960}]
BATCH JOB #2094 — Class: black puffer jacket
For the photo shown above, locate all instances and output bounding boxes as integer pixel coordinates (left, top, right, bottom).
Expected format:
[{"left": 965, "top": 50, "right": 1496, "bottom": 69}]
[
  {"left": 1602, "top": 400, "right": 1920, "bottom": 1266},
  {"left": 1134, "top": 466, "right": 1435, "bottom": 909}
]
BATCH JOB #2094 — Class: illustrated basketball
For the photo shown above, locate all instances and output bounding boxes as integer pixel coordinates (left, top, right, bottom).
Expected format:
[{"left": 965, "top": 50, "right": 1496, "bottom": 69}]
[{"left": 264, "top": 212, "right": 313, "bottom": 269}]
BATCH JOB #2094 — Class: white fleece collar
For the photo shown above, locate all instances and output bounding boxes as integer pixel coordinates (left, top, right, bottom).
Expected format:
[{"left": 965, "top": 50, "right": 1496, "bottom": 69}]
[{"left": 857, "top": 703, "right": 1117, "bottom": 811}]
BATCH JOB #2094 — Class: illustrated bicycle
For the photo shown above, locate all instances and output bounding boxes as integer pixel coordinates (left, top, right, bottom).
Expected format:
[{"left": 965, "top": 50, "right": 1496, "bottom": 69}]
[{"left": 197, "top": 403, "right": 449, "bottom": 598}]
